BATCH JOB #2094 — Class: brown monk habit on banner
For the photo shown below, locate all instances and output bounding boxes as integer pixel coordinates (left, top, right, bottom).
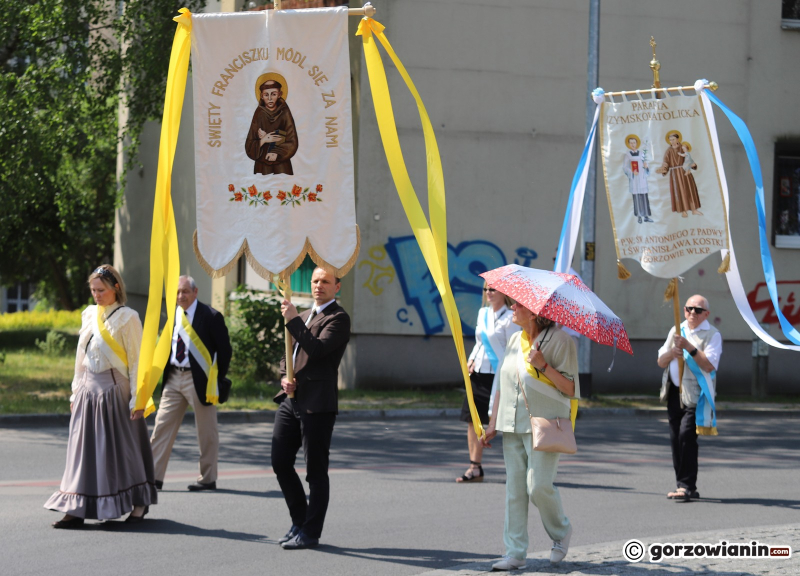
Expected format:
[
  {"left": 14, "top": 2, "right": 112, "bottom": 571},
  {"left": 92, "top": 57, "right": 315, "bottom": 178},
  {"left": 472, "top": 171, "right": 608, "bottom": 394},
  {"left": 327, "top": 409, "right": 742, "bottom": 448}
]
[{"left": 657, "top": 131, "right": 702, "bottom": 217}]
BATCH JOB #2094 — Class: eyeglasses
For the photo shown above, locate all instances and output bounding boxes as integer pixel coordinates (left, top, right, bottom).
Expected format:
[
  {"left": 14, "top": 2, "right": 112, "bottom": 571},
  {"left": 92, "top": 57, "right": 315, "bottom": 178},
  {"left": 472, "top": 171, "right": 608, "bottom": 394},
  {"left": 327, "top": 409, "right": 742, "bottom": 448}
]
[
  {"left": 483, "top": 288, "right": 496, "bottom": 293},
  {"left": 94, "top": 267, "right": 115, "bottom": 281},
  {"left": 685, "top": 306, "right": 707, "bottom": 314}
]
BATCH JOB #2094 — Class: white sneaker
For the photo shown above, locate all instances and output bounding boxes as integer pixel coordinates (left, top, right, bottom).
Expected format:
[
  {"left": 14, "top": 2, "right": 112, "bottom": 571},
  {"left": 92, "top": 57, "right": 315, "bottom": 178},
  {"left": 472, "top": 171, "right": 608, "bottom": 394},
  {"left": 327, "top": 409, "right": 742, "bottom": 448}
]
[
  {"left": 550, "top": 525, "right": 573, "bottom": 564},
  {"left": 491, "top": 556, "right": 526, "bottom": 571}
]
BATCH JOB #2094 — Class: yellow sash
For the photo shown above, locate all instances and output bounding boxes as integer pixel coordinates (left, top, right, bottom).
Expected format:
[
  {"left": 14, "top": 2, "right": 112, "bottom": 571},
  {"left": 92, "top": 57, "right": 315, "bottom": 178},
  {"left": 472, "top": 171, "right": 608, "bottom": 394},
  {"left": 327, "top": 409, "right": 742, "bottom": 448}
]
[
  {"left": 177, "top": 307, "right": 219, "bottom": 405},
  {"left": 95, "top": 305, "right": 128, "bottom": 371},
  {"left": 520, "top": 331, "right": 579, "bottom": 430},
  {"left": 356, "top": 18, "right": 483, "bottom": 439}
]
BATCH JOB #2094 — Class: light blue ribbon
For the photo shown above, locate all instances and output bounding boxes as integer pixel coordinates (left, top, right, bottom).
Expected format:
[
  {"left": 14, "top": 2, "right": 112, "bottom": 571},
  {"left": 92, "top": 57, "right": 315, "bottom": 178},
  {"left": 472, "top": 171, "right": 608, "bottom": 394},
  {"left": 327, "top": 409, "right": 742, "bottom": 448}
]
[
  {"left": 478, "top": 307, "right": 499, "bottom": 372},
  {"left": 681, "top": 327, "right": 716, "bottom": 430},
  {"left": 555, "top": 96, "right": 601, "bottom": 272},
  {"left": 705, "top": 90, "right": 800, "bottom": 345}
]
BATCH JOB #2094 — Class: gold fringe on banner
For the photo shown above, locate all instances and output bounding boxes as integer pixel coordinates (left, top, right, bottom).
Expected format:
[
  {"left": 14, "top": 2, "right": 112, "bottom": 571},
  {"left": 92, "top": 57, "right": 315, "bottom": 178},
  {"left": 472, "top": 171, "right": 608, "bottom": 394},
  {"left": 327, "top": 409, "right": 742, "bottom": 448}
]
[
  {"left": 617, "top": 260, "right": 631, "bottom": 280},
  {"left": 697, "top": 425, "right": 718, "bottom": 436},
  {"left": 664, "top": 278, "right": 677, "bottom": 302},
  {"left": 717, "top": 251, "right": 731, "bottom": 274},
  {"left": 193, "top": 227, "right": 361, "bottom": 282}
]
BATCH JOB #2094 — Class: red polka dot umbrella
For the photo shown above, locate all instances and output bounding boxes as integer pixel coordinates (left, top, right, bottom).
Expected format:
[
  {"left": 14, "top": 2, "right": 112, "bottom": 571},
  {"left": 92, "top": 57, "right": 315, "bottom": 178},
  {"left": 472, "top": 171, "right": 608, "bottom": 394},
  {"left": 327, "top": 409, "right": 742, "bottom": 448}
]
[{"left": 480, "top": 264, "right": 633, "bottom": 355}]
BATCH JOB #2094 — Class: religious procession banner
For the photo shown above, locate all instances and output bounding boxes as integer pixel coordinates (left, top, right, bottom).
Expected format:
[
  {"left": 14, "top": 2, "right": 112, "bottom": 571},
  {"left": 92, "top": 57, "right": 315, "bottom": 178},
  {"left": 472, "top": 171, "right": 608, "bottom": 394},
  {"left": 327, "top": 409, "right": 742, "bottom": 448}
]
[
  {"left": 599, "top": 95, "right": 728, "bottom": 279},
  {"left": 136, "top": 9, "right": 487, "bottom": 440},
  {"left": 191, "top": 8, "right": 358, "bottom": 279},
  {"left": 554, "top": 82, "right": 800, "bottom": 355}
]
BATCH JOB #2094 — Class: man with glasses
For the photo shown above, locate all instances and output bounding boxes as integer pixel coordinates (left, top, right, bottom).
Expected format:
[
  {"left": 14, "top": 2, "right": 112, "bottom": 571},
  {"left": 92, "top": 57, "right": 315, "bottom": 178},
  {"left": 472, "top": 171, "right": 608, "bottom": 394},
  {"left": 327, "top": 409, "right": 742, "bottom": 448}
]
[{"left": 657, "top": 295, "right": 722, "bottom": 502}]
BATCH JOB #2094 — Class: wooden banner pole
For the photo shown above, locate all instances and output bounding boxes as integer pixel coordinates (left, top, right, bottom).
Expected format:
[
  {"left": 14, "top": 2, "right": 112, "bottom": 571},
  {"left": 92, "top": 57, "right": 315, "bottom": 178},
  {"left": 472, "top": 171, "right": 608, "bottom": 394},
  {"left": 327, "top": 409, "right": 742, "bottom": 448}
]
[
  {"left": 274, "top": 273, "right": 295, "bottom": 398},
  {"left": 672, "top": 279, "right": 684, "bottom": 396},
  {"left": 273, "top": 1, "right": 376, "bottom": 17}
]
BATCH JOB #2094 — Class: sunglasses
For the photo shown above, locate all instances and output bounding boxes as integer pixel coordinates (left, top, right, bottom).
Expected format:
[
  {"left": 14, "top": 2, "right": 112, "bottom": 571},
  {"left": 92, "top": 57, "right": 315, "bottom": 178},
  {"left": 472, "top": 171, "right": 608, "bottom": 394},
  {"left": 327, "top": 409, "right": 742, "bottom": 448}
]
[
  {"left": 483, "top": 288, "right": 496, "bottom": 293},
  {"left": 685, "top": 306, "right": 707, "bottom": 314}
]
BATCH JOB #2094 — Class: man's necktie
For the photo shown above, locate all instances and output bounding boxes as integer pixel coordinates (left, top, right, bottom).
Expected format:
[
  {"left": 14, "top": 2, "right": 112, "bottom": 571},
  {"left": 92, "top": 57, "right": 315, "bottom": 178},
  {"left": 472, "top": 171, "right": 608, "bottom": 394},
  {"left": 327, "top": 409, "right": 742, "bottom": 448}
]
[
  {"left": 293, "top": 309, "right": 318, "bottom": 365},
  {"left": 176, "top": 335, "right": 186, "bottom": 363},
  {"left": 305, "top": 308, "right": 318, "bottom": 326}
]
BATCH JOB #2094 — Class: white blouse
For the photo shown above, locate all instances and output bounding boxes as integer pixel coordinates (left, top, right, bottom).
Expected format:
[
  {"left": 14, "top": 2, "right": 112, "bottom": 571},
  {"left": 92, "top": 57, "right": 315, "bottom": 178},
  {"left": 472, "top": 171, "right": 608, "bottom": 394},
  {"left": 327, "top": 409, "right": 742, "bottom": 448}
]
[
  {"left": 468, "top": 305, "right": 519, "bottom": 374},
  {"left": 70, "top": 303, "right": 143, "bottom": 403}
]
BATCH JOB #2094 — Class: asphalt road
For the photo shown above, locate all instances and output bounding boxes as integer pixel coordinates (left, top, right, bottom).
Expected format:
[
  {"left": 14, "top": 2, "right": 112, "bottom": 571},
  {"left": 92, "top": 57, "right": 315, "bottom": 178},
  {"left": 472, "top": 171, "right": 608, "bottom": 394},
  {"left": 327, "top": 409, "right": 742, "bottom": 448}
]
[{"left": 1, "top": 414, "right": 798, "bottom": 576}]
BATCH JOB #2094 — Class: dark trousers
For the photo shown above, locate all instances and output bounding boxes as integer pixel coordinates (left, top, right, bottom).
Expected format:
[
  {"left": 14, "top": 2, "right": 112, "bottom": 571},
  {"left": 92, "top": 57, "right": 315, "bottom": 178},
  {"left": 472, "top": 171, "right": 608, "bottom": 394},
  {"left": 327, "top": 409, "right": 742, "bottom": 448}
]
[
  {"left": 271, "top": 401, "right": 336, "bottom": 539},
  {"left": 667, "top": 382, "right": 698, "bottom": 491}
]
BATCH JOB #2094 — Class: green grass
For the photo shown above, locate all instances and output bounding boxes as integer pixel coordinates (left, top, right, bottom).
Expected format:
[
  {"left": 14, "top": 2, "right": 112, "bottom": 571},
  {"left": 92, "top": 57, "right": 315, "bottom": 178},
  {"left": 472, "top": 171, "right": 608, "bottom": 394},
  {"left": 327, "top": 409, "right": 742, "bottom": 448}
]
[
  {"left": 0, "top": 347, "right": 466, "bottom": 415},
  {"left": 0, "top": 350, "right": 75, "bottom": 414}
]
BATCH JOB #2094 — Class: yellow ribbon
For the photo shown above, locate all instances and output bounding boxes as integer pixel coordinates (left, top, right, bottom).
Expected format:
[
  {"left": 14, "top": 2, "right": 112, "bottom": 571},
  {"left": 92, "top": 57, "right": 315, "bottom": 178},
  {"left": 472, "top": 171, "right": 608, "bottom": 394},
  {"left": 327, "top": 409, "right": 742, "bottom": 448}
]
[
  {"left": 356, "top": 18, "right": 482, "bottom": 438},
  {"left": 520, "top": 332, "right": 579, "bottom": 430},
  {"left": 96, "top": 306, "right": 128, "bottom": 368},
  {"left": 134, "top": 9, "right": 192, "bottom": 417},
  {"left": 178, "top": 307, "right": 219, "bottom": 405}
]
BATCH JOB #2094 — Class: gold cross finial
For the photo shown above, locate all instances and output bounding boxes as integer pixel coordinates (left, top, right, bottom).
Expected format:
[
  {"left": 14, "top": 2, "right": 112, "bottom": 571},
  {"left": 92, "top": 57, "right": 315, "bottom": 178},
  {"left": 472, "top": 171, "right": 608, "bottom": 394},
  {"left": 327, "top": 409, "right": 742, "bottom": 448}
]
[{"left": 649, "top": 36, "right": 661, "bottom": 89}]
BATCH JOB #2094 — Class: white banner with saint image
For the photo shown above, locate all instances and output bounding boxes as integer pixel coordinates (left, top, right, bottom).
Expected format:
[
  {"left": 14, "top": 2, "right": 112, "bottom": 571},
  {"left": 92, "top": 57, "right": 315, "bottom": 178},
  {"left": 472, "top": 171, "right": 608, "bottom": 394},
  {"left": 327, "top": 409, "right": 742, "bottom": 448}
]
[
  {"left": 600, "top": 94, "right": 728, "bottom": 278},
  {"left": 191, "top": 8, "right": 358, "bottom": 279}
]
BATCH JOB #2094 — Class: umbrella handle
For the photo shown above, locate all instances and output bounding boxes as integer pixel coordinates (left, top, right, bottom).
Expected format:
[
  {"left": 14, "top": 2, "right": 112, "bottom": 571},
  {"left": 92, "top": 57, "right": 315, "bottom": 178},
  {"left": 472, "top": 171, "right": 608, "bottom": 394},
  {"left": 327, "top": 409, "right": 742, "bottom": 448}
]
[{"left": 607, "top": 336, "right": 617, "bottom": 372}]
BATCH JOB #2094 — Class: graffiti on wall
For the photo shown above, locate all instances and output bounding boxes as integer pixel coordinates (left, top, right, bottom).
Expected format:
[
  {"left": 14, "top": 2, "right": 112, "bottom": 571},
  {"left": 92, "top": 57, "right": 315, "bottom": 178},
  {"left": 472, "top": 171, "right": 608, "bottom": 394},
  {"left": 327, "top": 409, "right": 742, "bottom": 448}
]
[
  {"left": 747, "top": 280, "right": 800, "bottom": 325},
  {"left": 358, "top": 246, "right": 396, "bottom": 296},
  {"left": 359, "top": 235, "right": 538, "bottom": 336}
]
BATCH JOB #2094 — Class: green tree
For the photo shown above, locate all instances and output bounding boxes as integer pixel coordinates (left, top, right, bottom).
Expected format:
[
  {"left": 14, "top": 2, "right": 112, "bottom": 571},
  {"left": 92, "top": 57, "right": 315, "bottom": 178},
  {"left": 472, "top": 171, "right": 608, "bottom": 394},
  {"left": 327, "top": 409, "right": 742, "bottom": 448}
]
[{"left": 0, "top": 0, "right": 205, "bottom": 310}]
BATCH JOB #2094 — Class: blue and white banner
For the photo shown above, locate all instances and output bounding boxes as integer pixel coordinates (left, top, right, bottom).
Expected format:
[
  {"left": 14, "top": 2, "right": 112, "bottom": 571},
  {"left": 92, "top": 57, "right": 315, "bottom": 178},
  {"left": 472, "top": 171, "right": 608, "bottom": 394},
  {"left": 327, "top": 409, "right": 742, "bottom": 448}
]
[{"left": 555, "top": 83, "right": 800, "bottom": 351}]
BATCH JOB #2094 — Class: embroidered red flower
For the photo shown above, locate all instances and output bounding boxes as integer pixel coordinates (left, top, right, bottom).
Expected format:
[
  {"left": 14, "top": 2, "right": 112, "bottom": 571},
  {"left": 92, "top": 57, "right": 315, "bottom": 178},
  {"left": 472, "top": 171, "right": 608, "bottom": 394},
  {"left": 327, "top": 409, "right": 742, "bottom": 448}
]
[
  {"left": 277, "top": 190, "right": 286, "bottom": 201},
  {"left": 228, "top": 184, "right": 235, "bottom": 192},
  {"left": 248, "top": 185, "right": 258, "bottom": 197},
  {"left": 263, "top": 191, "right": 272, "bottom": 201},
  {"left": 308, "top": 193, "right": 317, "bottom": 202},
  {"left": 291, "top": 184, "right": 302, "bottom": 197},
  {"left": 234, "top": 192, "right": 243, "bottom": 202},
  {"left": 316, "top": 184, "right": 323, "bottom": 193}
]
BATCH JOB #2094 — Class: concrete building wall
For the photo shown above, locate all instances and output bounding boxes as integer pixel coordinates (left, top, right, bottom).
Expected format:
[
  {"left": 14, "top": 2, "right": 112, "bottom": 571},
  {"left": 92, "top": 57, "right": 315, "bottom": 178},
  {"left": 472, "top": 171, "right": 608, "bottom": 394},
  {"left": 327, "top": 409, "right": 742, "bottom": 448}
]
[{"left": 116, "top": 0, "right": 800, "bottom": 393}]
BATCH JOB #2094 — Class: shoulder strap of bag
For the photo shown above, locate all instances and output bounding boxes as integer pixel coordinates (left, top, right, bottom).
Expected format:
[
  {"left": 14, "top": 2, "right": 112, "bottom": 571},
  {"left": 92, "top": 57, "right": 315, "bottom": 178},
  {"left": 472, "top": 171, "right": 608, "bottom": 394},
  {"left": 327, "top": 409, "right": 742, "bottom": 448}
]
[{"left": 85, "top": 305, "right": 125, "bottom": 353}]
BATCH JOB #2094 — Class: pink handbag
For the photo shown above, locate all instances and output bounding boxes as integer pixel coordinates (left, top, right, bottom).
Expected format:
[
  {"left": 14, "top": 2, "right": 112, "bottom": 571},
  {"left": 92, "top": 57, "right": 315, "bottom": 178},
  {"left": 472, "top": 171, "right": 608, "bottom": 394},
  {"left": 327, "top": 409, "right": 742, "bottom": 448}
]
[{"left": 517, "top": 368, "right": 577, "bottom": 454}]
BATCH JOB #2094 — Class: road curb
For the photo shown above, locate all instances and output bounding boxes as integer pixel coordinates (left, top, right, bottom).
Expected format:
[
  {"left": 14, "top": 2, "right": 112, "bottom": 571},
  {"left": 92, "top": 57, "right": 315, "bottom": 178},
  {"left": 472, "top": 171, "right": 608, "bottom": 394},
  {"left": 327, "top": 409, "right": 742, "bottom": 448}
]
[{"left": 2, "top": 405, "right": 797, "bottom": 427}]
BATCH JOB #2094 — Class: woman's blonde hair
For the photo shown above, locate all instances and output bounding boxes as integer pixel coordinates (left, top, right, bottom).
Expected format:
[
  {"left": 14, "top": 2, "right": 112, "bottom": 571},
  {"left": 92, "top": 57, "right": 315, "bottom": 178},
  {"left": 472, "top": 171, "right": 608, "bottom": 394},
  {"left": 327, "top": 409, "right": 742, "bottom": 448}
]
[
  {"left": 481, "top": 281, "right": 513, "bottom": 308},
  {"left": 88, "top": 264, "right": 127, "bottom": 305}
]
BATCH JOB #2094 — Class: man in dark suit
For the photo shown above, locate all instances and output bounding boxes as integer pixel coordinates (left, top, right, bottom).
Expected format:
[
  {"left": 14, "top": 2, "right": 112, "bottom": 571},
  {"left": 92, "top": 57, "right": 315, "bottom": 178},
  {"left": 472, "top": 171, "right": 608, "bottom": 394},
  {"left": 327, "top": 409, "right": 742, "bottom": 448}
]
[
  {"left": 273, "top": 267, "right": 351, "bottom": 550},
  {"left": 150, "top": 275, "right": 232, "bottom": 491}
]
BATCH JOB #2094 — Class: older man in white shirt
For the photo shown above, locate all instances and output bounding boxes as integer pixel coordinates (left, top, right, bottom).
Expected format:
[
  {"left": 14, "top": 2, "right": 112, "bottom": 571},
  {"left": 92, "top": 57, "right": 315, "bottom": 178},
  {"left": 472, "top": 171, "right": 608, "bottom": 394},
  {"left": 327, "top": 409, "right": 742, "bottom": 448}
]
[{"left": 657, "top": 294, "right": 722, "bottom": 503}]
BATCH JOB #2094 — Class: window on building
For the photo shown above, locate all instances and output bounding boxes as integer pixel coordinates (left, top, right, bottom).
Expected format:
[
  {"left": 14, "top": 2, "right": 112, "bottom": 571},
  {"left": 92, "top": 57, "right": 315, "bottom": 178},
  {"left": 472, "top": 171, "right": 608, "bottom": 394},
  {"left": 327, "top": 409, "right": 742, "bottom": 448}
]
[
  {"left": 774, "top": 143, "right": 800, "bottom": 248},
  {"left": 782, "top": 0, "right": 800, "bottom": 29},
  {"left": 4, "top": 283, "right": 31, "bottom": 312},
  {"left": 269, "top": 255, "right": 328, "bottom": 295}
]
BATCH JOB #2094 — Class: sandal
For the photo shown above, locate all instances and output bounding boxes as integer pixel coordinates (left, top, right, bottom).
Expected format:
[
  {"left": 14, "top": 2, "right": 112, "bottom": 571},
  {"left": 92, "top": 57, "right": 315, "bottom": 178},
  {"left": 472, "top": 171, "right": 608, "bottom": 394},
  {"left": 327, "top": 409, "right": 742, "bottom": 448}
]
[
  {"left": 666, "top": 487, "right": 698, "bottom": 501},
  {"left": 455, "top": 460, "right": 484, "bottom": 483}
]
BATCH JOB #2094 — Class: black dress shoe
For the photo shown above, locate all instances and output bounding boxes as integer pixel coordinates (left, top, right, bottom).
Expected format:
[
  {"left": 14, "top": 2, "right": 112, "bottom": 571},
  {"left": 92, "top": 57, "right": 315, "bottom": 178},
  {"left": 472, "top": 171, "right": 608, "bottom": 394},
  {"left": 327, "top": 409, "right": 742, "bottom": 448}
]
[
  {"left": 278, "top": 525, "right": 301, "bottom": 544},
  {"left": 52, "top": 517, "right": 84, "bottom": 529},
  {"left": 154, "top": 480, "right": 163, "bottom": 490},
  {"left": 187, "top": 481, "right": 216, "bottom": 491},
  {"left": 125, "top": 506, "right": 149, "bottom": 523},
  {"left": 281, "top": 531, "right": 319, "bottom": 550}
]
